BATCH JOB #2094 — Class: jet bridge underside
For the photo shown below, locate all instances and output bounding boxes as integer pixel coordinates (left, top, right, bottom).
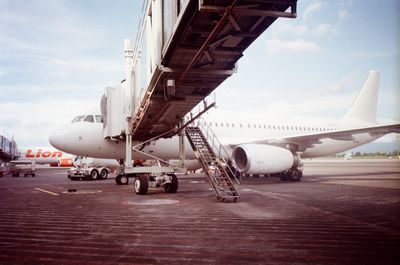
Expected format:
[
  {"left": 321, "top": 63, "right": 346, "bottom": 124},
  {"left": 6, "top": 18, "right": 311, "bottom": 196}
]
[{"left": 131, "top": 0, "right": 297, "bottom": 141}]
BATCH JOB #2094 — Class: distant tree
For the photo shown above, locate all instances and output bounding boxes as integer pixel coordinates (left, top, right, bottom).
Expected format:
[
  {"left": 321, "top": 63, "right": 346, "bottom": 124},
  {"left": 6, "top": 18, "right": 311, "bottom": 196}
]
[{"left": 355, "top": 152, "right": 361, "bottom": 156}]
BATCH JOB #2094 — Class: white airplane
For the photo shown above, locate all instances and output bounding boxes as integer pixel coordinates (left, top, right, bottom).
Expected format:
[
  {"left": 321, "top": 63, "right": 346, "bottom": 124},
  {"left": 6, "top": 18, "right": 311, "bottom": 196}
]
[
  {"left": 18, "top": 147, "right": 74, "bottom": 167},
  {"left": 49, "top": 71, "right": 399, "bottom": 180}
]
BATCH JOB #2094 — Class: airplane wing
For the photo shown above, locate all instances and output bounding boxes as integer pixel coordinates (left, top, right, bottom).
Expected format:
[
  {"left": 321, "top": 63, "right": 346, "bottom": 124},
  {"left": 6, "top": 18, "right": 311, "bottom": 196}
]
[{"left": 250, "top": 123, "right": 400, "bottom": 152}]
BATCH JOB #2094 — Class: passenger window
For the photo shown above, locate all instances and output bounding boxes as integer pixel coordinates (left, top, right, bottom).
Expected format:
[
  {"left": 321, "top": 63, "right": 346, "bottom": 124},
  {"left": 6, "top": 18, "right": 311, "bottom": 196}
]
[
  {"left": 84, "top": 115, "right": 94, "bottom": 122},
  {"left": 240, "top": 124, "right": 243, "bottom": 128}
]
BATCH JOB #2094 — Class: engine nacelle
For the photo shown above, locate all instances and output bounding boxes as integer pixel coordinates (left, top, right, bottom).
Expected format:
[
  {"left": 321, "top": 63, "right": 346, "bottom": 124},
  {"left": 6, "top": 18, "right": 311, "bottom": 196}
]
[
  {"left": 232, "top": 144, "right": 295, "bottom": 174},
  {"left": 58, "top": 158, "right": 74, "bottom": 167}
]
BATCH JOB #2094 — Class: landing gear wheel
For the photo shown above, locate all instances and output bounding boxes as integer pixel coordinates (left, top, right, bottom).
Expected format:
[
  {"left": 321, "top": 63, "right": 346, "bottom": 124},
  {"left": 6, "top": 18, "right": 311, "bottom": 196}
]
[
  {"left": 290, "top": 170, "right": 300, "bottom": 181},
  {"left": 134, "top": 175, "right": 148, "bottom": 195},
  {"left": 164, "top": 174, "right": 178, "bottom": 193},
  {"left": 100, "top": 169, "right": 108, "bottom": 180},
  {"left": 32, "top": 173, "right": 35, "bottom": 177},
  {"left": 293, "top": 170, "right": 302, "bottom": 181},
  {"left": 280, "top": 172, "right": 288, "bottom": 181},
  {"left": 90, "top": 169, "right": 99, "bottom": 180},
  {"left": 116, "top": 175, "right": 129, "bottom": 185}
]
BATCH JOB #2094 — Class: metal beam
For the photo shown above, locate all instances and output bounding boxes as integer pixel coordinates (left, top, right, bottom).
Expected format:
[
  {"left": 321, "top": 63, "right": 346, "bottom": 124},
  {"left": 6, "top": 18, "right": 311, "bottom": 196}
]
[{"left": 200, "top": 5, "right": 297, "bottom": 18}]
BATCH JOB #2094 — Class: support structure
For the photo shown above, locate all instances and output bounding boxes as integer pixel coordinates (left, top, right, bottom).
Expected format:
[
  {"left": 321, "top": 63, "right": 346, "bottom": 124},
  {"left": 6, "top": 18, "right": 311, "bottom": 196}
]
[
  {"left": 103, "top": 0, "right": 298, "bottom": 200},
  {"left": 178, "top": 122, "right": 185, "bottom": 168},
  {"left": 124, "top": 39, "right": 134, "bottom": 169}
]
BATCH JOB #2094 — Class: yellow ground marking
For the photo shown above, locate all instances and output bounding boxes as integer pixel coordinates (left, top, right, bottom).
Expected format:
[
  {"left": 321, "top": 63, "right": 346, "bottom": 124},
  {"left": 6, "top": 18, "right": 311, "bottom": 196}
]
[{"left": 34, "top": 188, "right": 59, "bottom": 196}]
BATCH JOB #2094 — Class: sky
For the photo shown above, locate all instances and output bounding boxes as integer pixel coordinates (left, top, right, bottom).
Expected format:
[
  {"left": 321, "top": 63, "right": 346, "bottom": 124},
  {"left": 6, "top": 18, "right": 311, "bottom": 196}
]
[{"left": 0, "top": 0, "right": 399, "bottom": 149}]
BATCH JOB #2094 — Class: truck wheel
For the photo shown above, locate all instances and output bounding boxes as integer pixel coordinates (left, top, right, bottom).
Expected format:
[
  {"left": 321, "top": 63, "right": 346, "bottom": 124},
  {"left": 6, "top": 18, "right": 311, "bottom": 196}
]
[
  {"left": 164, "top": 174, "right": 178, "bottom": 193},
  {"left": 32, "top": 173, "right": 35, "bottom": 177},
  {"left": 116, "top": 175, "right": 129, "bottom": 185},
  {"left": 90, "top": 169, "right": 99, "bottom": 180},
  {"left": 134, "top": 175, "right": 148, "bottom": 195},
  {"left": 100, "top": 169, "right": 108, "bottom": 180}
]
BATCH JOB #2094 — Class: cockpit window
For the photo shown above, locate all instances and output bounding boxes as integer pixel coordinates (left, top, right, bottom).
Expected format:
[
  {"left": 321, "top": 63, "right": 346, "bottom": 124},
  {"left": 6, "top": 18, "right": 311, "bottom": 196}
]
[
  {"left": 95, "top": 115, "right": 103, "bottom": 123},
  {"left": 71, "top": 115, "right": 85, "bottom": 123},
  {"left": 83, "top": 115, "right": 94, "bottom": 122},
  {"left": 72, "top": 114, "right": 103, "bottom": 123}
]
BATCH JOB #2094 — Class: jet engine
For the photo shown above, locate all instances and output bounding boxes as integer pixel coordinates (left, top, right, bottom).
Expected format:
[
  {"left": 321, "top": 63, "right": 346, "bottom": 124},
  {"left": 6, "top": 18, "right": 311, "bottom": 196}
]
[
  {"left": 58, "top": 158, "right": 74, "bottom": 167},
  {"left": 232, "top": 144, "right": 297, "bottom": 174}
]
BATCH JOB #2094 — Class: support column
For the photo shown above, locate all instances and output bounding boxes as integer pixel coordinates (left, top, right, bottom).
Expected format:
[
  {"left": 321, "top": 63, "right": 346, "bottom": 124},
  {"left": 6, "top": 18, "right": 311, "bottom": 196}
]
[
  {"left": 124, "top": 39, "right": 134, "bottom": 169},
  {"left": 179, "top": 122, "right": 185, "bottom": 168}
]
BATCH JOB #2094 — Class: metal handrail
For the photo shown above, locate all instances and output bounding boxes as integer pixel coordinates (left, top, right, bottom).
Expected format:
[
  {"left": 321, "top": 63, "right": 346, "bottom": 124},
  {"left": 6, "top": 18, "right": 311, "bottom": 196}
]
[{"left": 195, "top": 117, "right": 241, "bottom": 185}]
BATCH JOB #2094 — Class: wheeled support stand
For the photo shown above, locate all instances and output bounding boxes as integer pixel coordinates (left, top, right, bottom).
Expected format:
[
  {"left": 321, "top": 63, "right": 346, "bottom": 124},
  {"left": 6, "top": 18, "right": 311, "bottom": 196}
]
[
  {"left": 133, "top": 173, "right": 178, "bottom": 195},
  {"left": 115, "top": 39, "right": 185, "bottom": 195}
]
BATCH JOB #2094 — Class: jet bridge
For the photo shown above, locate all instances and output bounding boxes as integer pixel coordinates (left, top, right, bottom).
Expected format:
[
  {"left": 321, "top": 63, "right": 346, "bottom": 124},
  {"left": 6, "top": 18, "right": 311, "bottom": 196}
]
[
  {"left": 102, "top": 0, "right": 297, "bottom": 199},
  {"left": 133, "top": 0, "right": 296, "bottom": 141},
  {"left": 103, "top": 0, "right": 297, "bottom": 141}
]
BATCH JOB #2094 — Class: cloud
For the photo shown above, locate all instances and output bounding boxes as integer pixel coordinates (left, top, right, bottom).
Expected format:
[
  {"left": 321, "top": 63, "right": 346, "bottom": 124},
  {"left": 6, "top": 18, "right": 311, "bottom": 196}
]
[
  {"left": 261, "top": 94, "right": 352, "bottom": 116},
  {"left": 314, "top": 23, "right": 335, "bottom": 35},
  {"left": 303, "top": 0, "right": 326, "bottom": 20},
  {"left": 265, "top": 39, "right": 321, "bottom": 54},
  {"left": 350, "top": 51, "right": 400, "bottom": 59},
  {"left": 328, "top": 74, "right": 355, "bottom": 93},
  {"left": 0, "top": 98, "right": 98, "bottom": 147},
  {"left": 338, "top": 9, "right": 350, "bottom": 23},
  {"left": 339, "top": 0, "right": 353, "bottom": 7},
  {"left": 274, "top": 22, "right": 309, "bottom": 35},
  {"left": 217, "top": 93, "right": 354, "bottom": 118}
]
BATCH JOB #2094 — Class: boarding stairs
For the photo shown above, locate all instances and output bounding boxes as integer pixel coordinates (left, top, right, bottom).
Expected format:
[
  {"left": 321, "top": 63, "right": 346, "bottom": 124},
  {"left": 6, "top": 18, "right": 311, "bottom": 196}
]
[{"left": 185, "top": 125, "right": 240, "bottom": 202}]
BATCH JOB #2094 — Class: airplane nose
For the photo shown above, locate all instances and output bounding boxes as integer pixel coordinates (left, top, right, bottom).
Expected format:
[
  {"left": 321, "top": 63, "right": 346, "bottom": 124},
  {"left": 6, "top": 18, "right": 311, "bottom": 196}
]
[
  {"left": 49, "top": 125, "right": 69, "bottom": 151},
  {"left": 49, "top": 131, "right": 62, "bottom": 150}
]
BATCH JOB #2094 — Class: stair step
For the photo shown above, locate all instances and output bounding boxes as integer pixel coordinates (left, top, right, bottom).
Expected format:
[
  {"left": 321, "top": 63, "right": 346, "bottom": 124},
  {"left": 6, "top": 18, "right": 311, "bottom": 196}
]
[{"left": 186, "top": 126, "right": 240, "bottom": 200}]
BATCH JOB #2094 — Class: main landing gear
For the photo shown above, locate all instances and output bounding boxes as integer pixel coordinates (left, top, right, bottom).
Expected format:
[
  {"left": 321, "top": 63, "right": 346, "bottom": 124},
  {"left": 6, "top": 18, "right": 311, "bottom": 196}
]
[{"left": 279, "top": 169, "right": 303, "bottom": 182}]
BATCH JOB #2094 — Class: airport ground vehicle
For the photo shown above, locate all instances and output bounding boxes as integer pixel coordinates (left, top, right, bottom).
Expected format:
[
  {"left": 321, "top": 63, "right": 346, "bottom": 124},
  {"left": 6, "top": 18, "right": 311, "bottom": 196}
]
[
  {"left": 0, "top": 162, "right": 6, "bottom": 177},
  {"left": 67, "top": 156, "right": 117, "bottom": 181},
  {"left": 67, "top": 165, "right": 110, "bottom": 181},
  {"left": 10, "top": 160, "right": 36, "bottom": 177}
]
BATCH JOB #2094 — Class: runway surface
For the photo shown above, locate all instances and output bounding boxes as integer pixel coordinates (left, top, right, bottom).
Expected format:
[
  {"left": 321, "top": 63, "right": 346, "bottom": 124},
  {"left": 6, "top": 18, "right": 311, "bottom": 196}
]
[{"left": 0, "top": 159, "right": 399, "bottom": 264}]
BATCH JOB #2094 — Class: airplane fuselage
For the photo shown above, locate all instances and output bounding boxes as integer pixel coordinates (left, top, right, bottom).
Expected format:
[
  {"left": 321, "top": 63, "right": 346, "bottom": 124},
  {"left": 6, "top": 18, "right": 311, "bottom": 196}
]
[{"left": 49, "top": 111, "right": 383, "bottom": 161}]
